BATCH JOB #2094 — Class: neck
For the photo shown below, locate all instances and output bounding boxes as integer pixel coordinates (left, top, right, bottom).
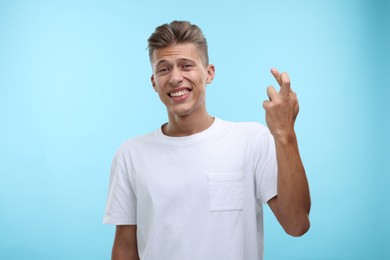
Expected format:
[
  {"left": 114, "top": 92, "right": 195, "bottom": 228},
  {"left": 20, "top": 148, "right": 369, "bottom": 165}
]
[{"left": 163, "top": 112, "right": 214, "bottom": 137}]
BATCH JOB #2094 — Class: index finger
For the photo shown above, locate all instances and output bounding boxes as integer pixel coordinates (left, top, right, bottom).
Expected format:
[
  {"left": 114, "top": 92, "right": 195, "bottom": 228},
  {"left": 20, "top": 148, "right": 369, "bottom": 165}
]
[{"left": 271, "top": 68, "right": 282, "bottom": 86}]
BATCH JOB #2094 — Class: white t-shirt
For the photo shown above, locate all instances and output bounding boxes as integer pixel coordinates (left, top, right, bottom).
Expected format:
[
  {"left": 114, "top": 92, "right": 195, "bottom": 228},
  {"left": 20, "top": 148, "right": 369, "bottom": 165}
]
[{"left": 103, "top": 118, "right": 277, "bottom": 260}]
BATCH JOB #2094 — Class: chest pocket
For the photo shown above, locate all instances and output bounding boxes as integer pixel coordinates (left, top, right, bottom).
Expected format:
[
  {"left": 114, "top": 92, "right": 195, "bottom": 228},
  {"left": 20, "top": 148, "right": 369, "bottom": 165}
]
[{"left": 207, "top": 172, "right": 244, "bottom": 212}]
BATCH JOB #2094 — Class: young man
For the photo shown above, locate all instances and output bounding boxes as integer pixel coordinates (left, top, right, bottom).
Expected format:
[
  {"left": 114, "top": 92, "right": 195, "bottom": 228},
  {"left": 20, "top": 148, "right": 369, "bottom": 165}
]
[{"left": 103, "top": 20, "right": 311, "bottom": 260}]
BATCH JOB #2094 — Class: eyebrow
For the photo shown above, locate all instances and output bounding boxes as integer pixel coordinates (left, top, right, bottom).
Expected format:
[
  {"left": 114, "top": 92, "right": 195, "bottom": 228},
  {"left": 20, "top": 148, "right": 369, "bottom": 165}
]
[
  {"left": 155, "top": 58, "right": 195, "bottom": 68},
  {"left": 155, "top": 59, "right": 169, "bottom": 68}
]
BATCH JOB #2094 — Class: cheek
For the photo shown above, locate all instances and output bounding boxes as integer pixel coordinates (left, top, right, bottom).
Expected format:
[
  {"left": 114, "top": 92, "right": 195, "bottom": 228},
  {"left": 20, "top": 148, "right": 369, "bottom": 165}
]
[
  {"left": 193, "top": 86, "right": 207, "bottom": 100},
  {"left": 157, "top": 89, "right": 167, "bottom": 101},
  {"left": 153, "top": 82, "right": 166, "bottom": 98},
  {"left": 154, "top": 79, "right": 166, "bottom": 92}
]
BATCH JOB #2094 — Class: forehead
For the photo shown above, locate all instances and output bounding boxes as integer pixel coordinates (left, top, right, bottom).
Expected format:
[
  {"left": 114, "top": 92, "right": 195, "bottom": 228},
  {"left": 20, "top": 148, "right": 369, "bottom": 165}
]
[{"left": 151, "top": 43, "right": 203, "bottom": 65}]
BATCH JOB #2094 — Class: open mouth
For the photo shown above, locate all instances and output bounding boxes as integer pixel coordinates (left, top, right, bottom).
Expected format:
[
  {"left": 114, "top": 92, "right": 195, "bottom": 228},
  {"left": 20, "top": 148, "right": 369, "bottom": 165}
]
[{"left": 168, "top": 89, "right": 191, "bottom": 98}]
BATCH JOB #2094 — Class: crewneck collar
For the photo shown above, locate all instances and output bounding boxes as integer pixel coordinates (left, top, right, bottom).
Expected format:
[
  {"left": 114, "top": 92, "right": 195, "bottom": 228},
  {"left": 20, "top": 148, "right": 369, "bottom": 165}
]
[{"left": 155, "top": 117, "right": 222, "bottom": 145}]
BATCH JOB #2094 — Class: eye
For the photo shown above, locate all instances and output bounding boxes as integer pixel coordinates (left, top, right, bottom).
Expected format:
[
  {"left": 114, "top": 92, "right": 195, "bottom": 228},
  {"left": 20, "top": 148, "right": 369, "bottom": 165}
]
[
  {"left": 157, "top": 67, "right": 169, "bottom": 74},
  {"left": 182, "top": 64, "right": 194, "bottom": 70}
]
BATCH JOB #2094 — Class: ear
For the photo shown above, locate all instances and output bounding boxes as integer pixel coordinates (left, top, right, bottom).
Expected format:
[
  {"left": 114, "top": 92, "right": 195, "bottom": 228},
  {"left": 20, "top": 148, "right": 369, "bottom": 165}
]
[
  {"left": 151, "top": 74, "right": 157, "bottom": 92},
  {"left": 206, "top": 64, "right": 215, "bottom": 84}
]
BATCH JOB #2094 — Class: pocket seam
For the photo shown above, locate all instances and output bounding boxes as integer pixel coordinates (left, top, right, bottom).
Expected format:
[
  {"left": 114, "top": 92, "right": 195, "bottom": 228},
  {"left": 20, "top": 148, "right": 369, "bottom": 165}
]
[{"left": 207, "top": 172, "right": 244, "bottom": 212}]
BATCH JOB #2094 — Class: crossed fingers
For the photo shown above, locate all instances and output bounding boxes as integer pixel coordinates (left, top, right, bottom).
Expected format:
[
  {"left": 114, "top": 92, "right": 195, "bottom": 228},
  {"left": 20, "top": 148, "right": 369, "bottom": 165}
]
[
  {"left": 263, "top": 67, "right": 299, "bottom": 126},
  {"left": 266, "top": 68, "right": 292, "bottom": 101}
]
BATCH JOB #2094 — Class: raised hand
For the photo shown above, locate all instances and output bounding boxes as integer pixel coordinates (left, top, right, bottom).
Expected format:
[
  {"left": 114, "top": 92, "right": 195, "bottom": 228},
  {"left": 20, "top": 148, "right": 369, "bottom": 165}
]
[{"left": 263, "top": 68, "right": 299, "bottom": 141}]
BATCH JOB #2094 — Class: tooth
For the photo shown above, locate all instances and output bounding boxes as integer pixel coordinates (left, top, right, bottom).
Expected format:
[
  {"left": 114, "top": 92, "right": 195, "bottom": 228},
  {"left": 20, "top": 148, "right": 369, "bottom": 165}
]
[{"left": 171, "top": 90, "right": 189, "bottom": 97}]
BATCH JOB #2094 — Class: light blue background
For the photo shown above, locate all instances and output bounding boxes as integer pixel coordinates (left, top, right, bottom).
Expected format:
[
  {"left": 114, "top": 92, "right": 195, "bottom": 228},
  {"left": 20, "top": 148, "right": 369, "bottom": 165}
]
[{"left": 1, "top": 0, "right": 389, "bottom": 259}]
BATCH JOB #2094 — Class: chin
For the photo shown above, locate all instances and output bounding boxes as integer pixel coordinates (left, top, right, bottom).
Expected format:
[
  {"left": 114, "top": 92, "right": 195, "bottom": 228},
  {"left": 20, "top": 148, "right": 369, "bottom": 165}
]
[{"left": 168, "top": 105, "right": 197, "bottom": 117}]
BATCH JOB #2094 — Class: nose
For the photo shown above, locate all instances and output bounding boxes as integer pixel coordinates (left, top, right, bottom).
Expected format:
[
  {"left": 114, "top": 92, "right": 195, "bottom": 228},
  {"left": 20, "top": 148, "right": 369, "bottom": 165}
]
[{"left": 169, "top": 67, "right": 183, "bottom": 85}]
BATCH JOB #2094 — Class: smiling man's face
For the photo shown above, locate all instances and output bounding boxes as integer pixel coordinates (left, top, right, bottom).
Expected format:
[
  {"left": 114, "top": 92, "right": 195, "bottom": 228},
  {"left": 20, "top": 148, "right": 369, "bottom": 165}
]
[{"left": 151, "top": 43, "right": 215, "bottom": 120}]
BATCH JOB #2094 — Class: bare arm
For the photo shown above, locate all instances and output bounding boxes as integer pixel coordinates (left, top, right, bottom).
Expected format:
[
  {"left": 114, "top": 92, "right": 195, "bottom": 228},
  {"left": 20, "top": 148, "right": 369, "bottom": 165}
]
[
  {"left": 263, "top": 68, "right": 311, "bottom": 237},
  {"left": 112, "top": 225, "right": 139, "bottom": 260}
]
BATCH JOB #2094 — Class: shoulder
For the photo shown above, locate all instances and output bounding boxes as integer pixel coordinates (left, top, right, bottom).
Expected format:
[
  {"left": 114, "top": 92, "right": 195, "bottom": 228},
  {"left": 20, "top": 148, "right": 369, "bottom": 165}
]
[{"left": 114, "top": 129, "right": 158, "bottom": 158}]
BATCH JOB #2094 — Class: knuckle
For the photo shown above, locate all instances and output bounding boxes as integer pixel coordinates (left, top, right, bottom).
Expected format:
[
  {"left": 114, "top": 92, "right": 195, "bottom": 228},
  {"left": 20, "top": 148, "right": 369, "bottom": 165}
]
[
  {"left": 263, "top": 100, "right": 274, "bottom": 110},
  {"left": 272, "top": 100, "right": 282, "bottom": 107},
  {"left": 281, "top": 73, "right": 291, "bottom": 85}
]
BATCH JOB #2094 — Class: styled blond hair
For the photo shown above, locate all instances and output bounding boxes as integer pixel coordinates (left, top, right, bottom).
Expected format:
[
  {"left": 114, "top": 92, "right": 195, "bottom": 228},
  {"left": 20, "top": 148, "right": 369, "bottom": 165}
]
[{"left": 147, "top": 20, "right": 209, "bottom": 66}]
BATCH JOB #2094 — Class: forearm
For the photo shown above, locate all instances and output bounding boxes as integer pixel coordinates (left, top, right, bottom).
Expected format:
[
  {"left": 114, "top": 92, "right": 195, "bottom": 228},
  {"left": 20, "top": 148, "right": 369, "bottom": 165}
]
[
  {"left": 274, "top": 132, "right": 311, "bottom": 235},
  {"left": 112, "top": 244, "right": 140, "bottom": 260},
  {"left": 112, "top": 225, "right": 140, "bottom": 260}
]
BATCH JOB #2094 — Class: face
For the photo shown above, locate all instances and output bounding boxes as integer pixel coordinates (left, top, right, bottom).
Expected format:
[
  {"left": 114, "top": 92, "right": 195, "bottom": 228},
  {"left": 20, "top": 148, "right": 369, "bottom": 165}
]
[{"left": 151, "top": 43, "right": 215, "bottom": 119}]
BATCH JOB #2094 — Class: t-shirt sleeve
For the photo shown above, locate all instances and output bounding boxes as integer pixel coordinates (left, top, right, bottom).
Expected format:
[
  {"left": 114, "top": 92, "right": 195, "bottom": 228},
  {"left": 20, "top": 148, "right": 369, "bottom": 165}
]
[
  {"left": 254, "top": 128, "right": 278, "bottom": 204},
  {"left": 103, "top": 149, "right": 137, "bottom": 225}
]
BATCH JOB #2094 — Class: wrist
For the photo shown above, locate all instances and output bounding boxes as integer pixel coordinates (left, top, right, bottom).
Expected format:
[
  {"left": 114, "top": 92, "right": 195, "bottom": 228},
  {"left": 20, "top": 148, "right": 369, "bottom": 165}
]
[{"left": 272, "top": 130, "right": 297, "bottom": 146}]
